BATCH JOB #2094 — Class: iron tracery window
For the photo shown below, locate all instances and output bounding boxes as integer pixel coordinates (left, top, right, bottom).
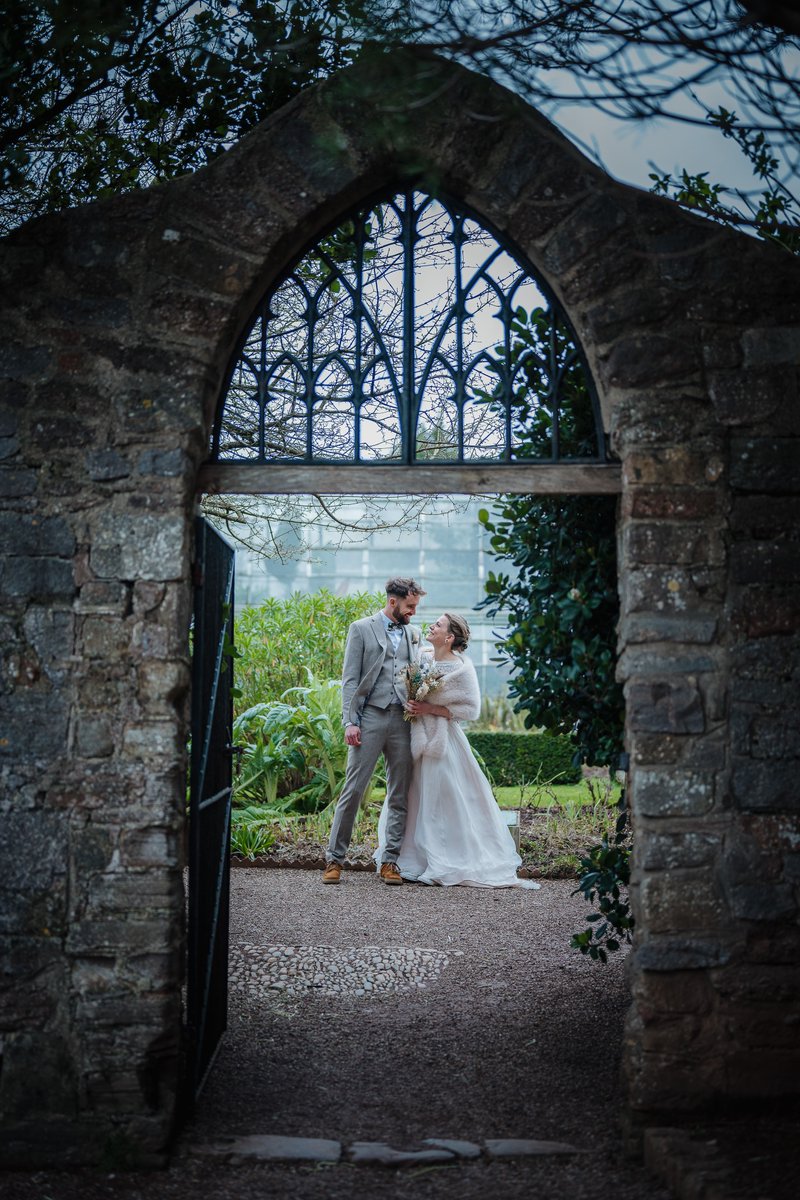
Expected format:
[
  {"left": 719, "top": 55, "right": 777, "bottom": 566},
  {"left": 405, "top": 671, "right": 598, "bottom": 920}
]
[{"left": 210, "top": 189, "right": 609, "bottom": 468}]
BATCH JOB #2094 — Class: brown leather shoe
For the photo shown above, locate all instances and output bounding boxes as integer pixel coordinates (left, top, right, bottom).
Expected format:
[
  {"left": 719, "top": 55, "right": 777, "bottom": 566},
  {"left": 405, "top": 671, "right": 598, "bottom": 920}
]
[
  {"left": 379, "top": 862, "right": 403, "bottom": 886},
  {"left": 322, "top": 862, "right": 342, "bottom": 884}
]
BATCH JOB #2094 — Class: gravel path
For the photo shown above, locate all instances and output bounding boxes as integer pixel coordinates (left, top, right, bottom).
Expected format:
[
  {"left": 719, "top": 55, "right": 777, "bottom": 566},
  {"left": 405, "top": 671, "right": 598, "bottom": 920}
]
[
  {"left": 174, "top": 867, "right": 670, "bottom": 1198},
  {"left": 6, "top": 865, "right": 796, "bottom": 1199}
]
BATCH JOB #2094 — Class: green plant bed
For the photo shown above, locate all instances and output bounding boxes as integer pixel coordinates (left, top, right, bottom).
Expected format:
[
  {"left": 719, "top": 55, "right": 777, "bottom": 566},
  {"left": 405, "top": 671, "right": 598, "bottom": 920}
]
[
  {"left": 516, "top": 803, "right": 626, "bottom": 878},
  {"left": 232, "top": 779, "right": 624, "bottom": 878}
]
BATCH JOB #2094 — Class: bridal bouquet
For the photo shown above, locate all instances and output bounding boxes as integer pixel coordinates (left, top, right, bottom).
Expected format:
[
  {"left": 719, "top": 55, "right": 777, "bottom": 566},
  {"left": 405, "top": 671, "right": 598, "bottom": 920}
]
[{"left": 398, "top": 661, "right": 442, "bottom": 721}]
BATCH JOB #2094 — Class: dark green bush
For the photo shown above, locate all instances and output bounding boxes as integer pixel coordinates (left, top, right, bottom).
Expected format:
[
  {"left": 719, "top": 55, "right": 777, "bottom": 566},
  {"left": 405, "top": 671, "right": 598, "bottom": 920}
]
[
  {"left": 466, "top": 731, "right": 581, "bottom": 786},
  {"left": 571, "top": 808, "right": 634, "bottom": 962},
  {"left": 478, "top": 492, "right": 624, "bottom": 770}
]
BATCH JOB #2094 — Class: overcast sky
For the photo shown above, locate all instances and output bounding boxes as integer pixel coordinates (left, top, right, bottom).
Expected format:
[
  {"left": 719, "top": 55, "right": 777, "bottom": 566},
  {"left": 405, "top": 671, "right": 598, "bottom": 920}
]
[
  {"left": 525, "top": 32, "right": 799, "bottom": 203},
  {"left": 552, "top": 102, "right": 758, "bottom": 195}
]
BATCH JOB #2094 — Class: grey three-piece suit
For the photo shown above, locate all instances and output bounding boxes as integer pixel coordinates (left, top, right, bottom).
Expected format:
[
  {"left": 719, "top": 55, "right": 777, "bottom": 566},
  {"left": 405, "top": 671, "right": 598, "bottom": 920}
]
[{"left": 326, "top": 612, "right": 419, "bottom": 865}]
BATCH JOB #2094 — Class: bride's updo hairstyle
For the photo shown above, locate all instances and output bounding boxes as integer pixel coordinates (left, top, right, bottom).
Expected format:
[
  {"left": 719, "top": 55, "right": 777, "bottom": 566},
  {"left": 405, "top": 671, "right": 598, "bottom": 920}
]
[{"left": 444, "top": 613, "right": 470, "bottom": 652}]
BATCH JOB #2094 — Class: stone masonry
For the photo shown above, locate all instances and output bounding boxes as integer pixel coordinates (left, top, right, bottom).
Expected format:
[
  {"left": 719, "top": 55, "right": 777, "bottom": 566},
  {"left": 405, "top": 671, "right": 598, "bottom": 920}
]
[{"left": 1, "top": 51, "right": 798, "bottom": 1165}]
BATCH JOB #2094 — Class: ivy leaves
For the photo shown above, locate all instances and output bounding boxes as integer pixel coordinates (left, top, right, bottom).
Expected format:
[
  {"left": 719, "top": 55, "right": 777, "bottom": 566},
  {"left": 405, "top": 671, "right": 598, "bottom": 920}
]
[{"left": 473, "top": 305, "right": 599, "bottom": 460}]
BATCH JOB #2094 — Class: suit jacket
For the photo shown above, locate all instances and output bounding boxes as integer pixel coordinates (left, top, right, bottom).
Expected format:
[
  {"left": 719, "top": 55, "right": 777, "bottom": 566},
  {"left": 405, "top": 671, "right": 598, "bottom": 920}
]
[{"left": 341, "top": 613, "right": 421, "bottom": 727}]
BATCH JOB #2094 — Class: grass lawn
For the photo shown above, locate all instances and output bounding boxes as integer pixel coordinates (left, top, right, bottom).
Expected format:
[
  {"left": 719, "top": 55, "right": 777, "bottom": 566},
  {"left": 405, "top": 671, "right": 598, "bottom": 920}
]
[
  {"left": 367, "top": 779, "right": 622, "bottom": 811},
  {"left": 494, "top": 780, "right": 622, "bottom": 810}
]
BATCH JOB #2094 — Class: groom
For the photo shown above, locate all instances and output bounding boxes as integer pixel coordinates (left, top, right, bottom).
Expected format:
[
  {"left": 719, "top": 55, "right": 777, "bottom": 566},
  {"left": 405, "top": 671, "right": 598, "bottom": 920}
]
[{"left": 322, "top": 577, "right": 425, "bottom": 886}]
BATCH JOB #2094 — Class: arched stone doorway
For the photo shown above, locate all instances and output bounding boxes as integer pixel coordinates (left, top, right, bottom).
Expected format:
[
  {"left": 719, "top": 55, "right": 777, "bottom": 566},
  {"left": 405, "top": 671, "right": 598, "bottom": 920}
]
[{"left": 1, "top": 50, "right": 798, "bottom": 1166}]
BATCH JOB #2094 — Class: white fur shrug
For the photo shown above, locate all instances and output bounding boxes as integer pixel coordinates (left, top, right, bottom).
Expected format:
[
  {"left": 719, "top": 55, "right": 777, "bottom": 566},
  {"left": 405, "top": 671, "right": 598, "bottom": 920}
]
[{"left": 409, "top": 653, "right": 481, "bottom": 761}]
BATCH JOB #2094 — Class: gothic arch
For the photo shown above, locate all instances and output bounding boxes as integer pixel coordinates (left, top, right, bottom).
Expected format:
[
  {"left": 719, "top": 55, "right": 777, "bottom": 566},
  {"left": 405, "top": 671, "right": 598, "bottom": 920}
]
[
  {"left": 1, "top": 50, "right": 799, "bottom": 1167},
  {"left": 205, "top": 183, "right": 614, "bottom": 497}
]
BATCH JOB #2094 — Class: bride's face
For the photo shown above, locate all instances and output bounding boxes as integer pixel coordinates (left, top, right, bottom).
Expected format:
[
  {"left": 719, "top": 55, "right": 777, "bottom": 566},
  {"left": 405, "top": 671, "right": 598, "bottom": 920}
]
[{"left": 426, "top": 614, "right": 452, "bottom": 648}]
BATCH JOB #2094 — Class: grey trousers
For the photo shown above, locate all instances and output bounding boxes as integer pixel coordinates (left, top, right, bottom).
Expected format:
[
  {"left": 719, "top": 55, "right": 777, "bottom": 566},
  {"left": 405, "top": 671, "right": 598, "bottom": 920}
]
[{"left": 327, "top": 704, "right": 411, "bottom": 865}]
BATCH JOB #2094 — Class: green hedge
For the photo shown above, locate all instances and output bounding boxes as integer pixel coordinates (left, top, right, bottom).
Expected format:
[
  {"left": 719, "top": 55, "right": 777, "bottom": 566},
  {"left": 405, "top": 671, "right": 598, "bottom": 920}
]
[{"left": 466, "top": 731, "right": 581, "bottom": 786}]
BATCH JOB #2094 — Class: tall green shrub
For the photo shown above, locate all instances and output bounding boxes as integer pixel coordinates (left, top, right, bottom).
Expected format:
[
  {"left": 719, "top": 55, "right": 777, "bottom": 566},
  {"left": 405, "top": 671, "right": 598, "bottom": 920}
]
[
  {"left": 478, "top": 495, "right": 623, "bottom": 769},
  {"left": 476, "top": 305, "right": 624, "bottom": 769},
  {"left": 234, "top": 588, "right": 382, "bottom": 715}
]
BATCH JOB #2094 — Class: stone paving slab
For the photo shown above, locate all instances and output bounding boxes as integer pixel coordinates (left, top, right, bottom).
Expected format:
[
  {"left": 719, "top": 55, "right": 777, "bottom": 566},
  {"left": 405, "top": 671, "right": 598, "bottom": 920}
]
[
  {"left": 196, "top": 1135, "right": 342, "bottom": 1163},
  {"left": 348, "top": 1142, "right": 456, "bottom": 1166},
  {"left": 189, "top": 1133, "right": 582, "bottom": 1166},
  {"left": 423, "top": 1138, "right": 482, "bottom": 1159}
]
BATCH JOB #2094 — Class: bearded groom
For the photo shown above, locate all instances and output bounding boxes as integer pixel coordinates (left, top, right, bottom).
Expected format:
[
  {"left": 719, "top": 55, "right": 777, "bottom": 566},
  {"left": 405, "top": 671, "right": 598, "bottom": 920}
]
[{"left": 322, "top": 577, "right": 425, "bottom": 886}]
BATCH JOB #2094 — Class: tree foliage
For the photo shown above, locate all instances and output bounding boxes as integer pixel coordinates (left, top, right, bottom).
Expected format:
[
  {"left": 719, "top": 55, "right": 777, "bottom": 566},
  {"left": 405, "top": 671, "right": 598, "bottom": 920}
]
[
  {"left": 476, "top": 299, "right": 622, "bottom": 769},
  {"left": 381, "top": 2, "right": 800, "bottom": 188},
  {"left": 476, "top": 303, "right": 602, "bottom": 460},
  {"left": 0, "top": 0, "right": 365, "bottom": 231},
  {"left": 3, "top": 2, "right": 798, "bottom": 237},
  {"left": 476, "top": 112, "right": 799, "bottom": 773},
  {"left": 649, "top": 108, "right": 800, "bottom": 254},
  {"left": 203, "top": 490, "right": 469, "bottom": 564}
]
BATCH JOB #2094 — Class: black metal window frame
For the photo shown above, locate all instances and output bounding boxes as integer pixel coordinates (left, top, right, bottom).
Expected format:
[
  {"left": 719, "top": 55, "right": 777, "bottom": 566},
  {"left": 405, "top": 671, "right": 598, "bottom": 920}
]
[{"left": 210, "top": 184, "right": 610, "bottom": 469}]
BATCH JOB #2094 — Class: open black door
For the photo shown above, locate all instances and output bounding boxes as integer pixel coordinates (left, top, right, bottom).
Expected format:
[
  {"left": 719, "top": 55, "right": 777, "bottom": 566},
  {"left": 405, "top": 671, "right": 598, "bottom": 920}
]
[{"left": 186, "top": 516, "right": 235, "bottom": 1100}]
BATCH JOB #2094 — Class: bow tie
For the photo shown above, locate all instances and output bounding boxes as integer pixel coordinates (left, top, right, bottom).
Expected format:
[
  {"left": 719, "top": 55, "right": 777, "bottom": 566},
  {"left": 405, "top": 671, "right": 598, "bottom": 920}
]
[{"left": 387, "top": 621, "right": 403, "bottom": 631}]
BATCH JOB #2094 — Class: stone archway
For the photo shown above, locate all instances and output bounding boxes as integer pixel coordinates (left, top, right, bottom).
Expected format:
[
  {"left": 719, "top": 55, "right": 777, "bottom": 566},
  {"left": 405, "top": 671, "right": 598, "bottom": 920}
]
[{"left": 1, "top": 50, "right": 799, "bottom": 1166}]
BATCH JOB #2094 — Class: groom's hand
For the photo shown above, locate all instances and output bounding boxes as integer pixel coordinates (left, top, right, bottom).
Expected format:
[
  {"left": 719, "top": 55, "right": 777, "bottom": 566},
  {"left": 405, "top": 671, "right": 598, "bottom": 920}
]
[{"left": 345, "top": 723, "right": 361, "bottom": 747}]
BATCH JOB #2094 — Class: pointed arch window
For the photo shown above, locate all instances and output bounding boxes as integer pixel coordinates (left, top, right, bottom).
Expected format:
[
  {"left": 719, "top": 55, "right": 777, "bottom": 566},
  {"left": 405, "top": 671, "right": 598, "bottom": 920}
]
[{"left": 210, "top": 189, "right": 609, "bottom": 468}]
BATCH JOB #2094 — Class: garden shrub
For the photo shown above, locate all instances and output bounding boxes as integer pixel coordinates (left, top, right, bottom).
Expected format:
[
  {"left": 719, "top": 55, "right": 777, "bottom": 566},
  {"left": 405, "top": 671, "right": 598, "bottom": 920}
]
[
  {"left": 465, "top": 730, "right": 581, "bottom": 786},
  {"left": 234, "top": 588, "right": 382, "bottom": 715},
  {"left": 571, "top": 808, "right": 634, "bottom": 962},
  {"left": 232, "top": 675, "right": 350, "bottom": 811}
]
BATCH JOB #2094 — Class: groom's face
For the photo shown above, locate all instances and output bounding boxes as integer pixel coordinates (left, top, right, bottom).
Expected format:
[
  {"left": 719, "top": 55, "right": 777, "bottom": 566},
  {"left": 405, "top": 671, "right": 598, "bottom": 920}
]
[{"left": 389, "top": 594, "right": 420, "bottom": 624}]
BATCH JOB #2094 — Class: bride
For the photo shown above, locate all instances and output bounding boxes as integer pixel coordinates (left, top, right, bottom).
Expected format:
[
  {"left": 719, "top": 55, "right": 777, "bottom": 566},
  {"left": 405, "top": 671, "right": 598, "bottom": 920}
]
[{"left": 376, "top": 612, "right": 540, "bottom": 889}]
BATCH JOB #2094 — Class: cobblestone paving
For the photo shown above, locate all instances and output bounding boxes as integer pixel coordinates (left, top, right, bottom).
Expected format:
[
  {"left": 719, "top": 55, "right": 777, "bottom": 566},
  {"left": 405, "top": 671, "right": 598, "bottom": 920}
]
[{"left": 228, "top": 942, "right": 455, "bottom": 998}]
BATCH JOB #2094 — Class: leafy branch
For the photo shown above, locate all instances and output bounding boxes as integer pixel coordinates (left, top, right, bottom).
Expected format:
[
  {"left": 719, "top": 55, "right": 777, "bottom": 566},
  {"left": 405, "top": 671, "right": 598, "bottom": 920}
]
[
  {"left": 571, "top": 808, "right": 634, "bottom": 962},
  {"left": 649, "top": 107, "right": 800, "bottom": 253}
]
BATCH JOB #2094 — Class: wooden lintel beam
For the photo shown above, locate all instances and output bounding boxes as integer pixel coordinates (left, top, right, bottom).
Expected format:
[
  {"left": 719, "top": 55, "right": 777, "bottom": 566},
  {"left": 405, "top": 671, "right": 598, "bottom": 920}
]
[{"left": 196, "top": 463, "right": 622, "bottom": 496}]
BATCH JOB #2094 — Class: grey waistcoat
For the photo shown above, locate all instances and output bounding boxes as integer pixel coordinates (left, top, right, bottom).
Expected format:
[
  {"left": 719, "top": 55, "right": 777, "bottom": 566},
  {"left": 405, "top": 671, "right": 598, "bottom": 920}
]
[{"left": 368, "top": 632, "right": 412, "bottom": 708}]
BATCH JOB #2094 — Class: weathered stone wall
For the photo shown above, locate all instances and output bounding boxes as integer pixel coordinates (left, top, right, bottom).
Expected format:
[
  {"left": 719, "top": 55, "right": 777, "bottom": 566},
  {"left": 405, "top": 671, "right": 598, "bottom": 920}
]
[
  {"left": 616, "top": 310, "right": 800, "bottom": 1112},
  {"left": 1, "top": 52, "right": 798, "bottom": 1164},
  {"left": 0, "top": 191, "right": 201, "bottom": 1164}
]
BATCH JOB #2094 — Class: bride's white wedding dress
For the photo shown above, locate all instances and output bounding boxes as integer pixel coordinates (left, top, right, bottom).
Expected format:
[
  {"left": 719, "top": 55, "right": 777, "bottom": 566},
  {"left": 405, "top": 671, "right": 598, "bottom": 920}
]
[{"left": 376, "top": 661, "right": 540, "bottom": 889}]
